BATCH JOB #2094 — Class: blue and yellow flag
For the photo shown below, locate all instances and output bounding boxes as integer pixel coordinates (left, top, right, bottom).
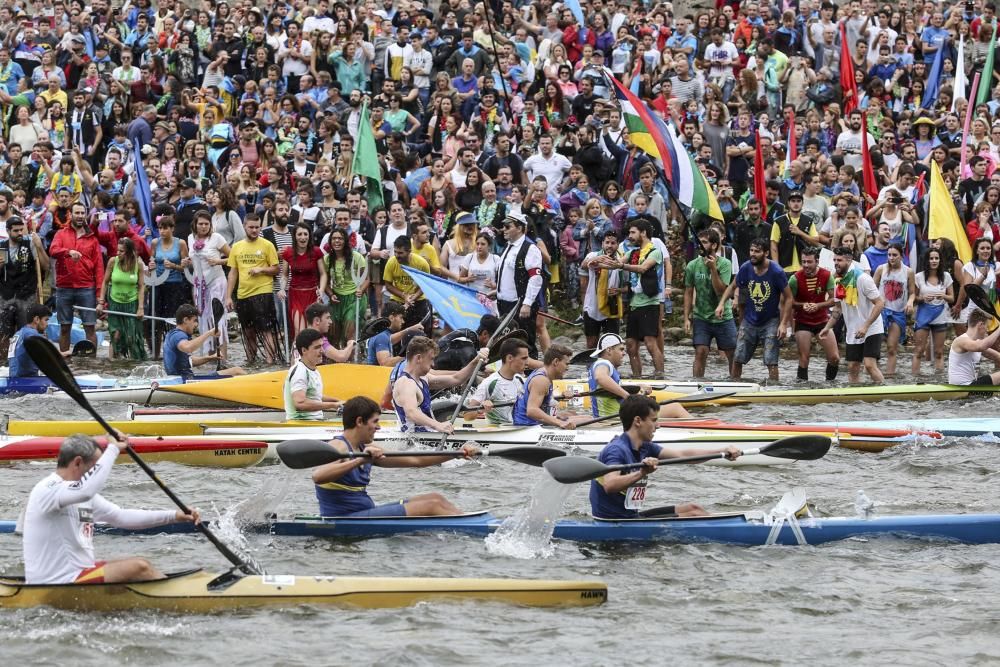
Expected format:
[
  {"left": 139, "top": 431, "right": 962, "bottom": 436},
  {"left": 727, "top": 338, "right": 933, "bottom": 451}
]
[{"left": 402, "top": 267, "right": 491, "bottom": 331}]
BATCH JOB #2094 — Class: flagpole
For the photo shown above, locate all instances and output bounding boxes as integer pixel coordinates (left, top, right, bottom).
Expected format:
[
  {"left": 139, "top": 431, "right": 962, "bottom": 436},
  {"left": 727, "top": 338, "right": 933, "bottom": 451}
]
[
  {"left": 478, "top": 0, "right": 512, "bottom": 115},
  {"left": 959, "top": 72, "right": 981, "bottom": 177}
]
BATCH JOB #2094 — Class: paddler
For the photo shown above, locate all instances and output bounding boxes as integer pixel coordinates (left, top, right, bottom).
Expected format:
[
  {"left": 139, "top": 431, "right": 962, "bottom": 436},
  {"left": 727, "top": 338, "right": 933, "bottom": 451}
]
[
  {"left": 948, "top": 309, "right": 1000, "bottom": 386},
  {"left": 590, "top": 395, "right": 741, "bottom": 519},
  {"left": 513, "top": 344, "right": 590, "bottom": 429},
  {"left": 466, "top": 337, "right": 530, "bottom": 424},
  {"left": 285, "top": 328, "right": 344, "bottom": 420},
  {"left": 366, "top": 302, "right": 425, "bottom": 366},
  {"left": 20, "top": 434, "right": 200, "bottom": 584},
  {"left": 391, "top": 335, "right": 488, "bottom": 434},
  {"left": 312, "top": 396, "right": 478, "bottom": 517},
  {"left": 784, "top": 246, "right": 839, "bottom": 382},
  {"left": 9, "top": 305, "right": 71, "bottom": 377},
  {"left": 163, "top": 304, "right": 246, "bottom": 380},
  {"left": 300, "top": 303, "right": 354, "bottom": 363},
  {"left": 587, "top": 333, "right": 691, "bottom": 419}
]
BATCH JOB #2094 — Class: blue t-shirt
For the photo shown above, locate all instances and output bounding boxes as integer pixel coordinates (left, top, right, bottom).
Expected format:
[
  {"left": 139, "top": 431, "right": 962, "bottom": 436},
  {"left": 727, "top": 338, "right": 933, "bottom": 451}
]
[
  {"left": 9, "top": 325, "right": 42, "bottom": 377},
  {"left": 366, "top": 328, "right": 392, "bottom": 365},
  {"left": 736, "top": 260, "right": 788, "bottom": 326},
  {"left": 163, "top": 327, "right": 193, "bottom": 379},
  {"left": 863, "top": 245, "right": 889, "bottom": 274},
  {"left": 589, "top": 433, "right": 663, "bottom": 519},
  {"left": 920, "top": 26, "right": 949, "bottom": 62},
  {"left": 513, "top": 368, "right": 552, "bottom": 425}
]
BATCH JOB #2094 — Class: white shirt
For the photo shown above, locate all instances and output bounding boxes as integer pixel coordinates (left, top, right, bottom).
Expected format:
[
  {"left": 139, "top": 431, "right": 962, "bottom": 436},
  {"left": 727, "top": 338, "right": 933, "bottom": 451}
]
[
  {"left": 496, "top": 234, "right": 543, "bottom": 303},
  {"left": 403, "top": 47, "right": 433, "bottom": 89},
  {"left": 284, "top": 361, "right": 324, "bottom": 421},
  {"left": 21, "top": 444, "right": 175, "bottom": 584},
  {"left": 460, "top": 252, "right": 499, "bottom": 292},
  {"left": 471, "top": 370, "right": 525, "bottom": 424},
  {"left": 523, "top": 151, "right": 571, "bottom": 194},
  {"left": 705, "top": 41, "right": 738, "bottom": 81},
  {"left": 583, "top": 249, "right": 624, "bottom": 320},
  {"left": 836, "top": 269, "right": 885, "bottom": 340},
  {"left": 279, "top": 38, "right": 313, "bottom": 77},
  {"left": 836, "top": 130, "right": 877, "bottom": 170},
  {"left": 187, "top": 232, "right": 227, "bottom": 285},
  {"left": 302, "top": 16, "right": 335, "bottom": 35}
]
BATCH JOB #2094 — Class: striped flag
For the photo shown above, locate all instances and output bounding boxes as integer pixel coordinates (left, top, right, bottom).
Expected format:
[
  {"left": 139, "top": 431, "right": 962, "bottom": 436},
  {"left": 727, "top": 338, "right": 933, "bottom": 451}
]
[
  {"left": 783, "top": 114, "right": 797, "bottom": 178},
  {"left": 662, "top": 119, "right": 724, "bottom": 221},
  {"left": 606, "top": 72, "right": 673, "bottom": 176}
]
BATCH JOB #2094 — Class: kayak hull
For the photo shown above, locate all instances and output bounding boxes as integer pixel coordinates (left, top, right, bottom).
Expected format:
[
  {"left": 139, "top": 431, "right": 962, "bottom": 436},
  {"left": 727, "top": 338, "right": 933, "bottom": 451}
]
[
  {"left": 0, "top": 436, "right": 269, "bottom": 467},
  {"left": 13, "top": 513, "right": 998, "bottom": 546},
  {"left": 0, "top": 569, "right": 607, "bottom": 611}
]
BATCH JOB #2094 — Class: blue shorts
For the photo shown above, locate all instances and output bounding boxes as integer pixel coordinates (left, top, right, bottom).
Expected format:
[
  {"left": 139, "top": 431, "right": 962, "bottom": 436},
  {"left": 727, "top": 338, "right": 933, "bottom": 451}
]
[
  {"left": 56, "top": 288, "right": 96, "bottom": 326},
  {"left": 692, "top": 318, "right": 737, "bottom": 350},
  {"left": 881, "top": 308, "right": 908, "bottom": 344},
  {"left": 734, "top": 317, "right": 780, "bottom": 366},
  {"left": 320, "top": 500, "right": 408, "bottom": 518}
]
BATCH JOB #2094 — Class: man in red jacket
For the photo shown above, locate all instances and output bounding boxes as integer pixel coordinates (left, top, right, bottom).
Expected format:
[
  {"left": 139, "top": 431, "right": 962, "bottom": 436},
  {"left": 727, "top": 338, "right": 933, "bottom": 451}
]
[
  {"left": 93, "top": 211, "right": 151, "bottom": 263},
  {"left": 48, "top": 202, "right": 103, "bottom": 351}
]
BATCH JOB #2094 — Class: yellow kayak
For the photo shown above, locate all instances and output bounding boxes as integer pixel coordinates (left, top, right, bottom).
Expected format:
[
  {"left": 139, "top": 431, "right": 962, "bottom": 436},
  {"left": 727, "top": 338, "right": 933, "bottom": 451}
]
[
  {"left": 0, "top": 569, "right": 607, "bottom": 611},
  {"left": 4, "top": 419, "right": 347, "bottom": 438},
  {"left": 157, "top": 364, "right": 391, "bottom": 409}
]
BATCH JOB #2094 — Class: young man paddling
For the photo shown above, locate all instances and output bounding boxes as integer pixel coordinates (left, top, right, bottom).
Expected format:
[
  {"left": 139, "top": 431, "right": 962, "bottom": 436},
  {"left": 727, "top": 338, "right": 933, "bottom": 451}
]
[
  {"left": 9, "top": 305, "right": 71, "bottom": 377},
  {"left": 948, "top": 309, "right": 1000, "bottom": 385},
  {"left": 285, "top": 329, "right": 344, "bottom": 421},
  {"left": 466, "top": 337, "right": 530, "bottom": 424},
  {"left": 312, "top": 396, "right": 478, "bottom": 517},
  {"left": 513, "top": 344, "right": 589, "bottom": 428},
  {"left": 587, "top": 333, "right": 691, "bottom": 420},
  {"left": 590, "top": 396, "right": 741, "bottom": 519},
  {"left": 163, "top": 305, "right": 246, "bottom": 381},
  {"left": 21, "top": 435, "right": 200, "bottom": 584}
]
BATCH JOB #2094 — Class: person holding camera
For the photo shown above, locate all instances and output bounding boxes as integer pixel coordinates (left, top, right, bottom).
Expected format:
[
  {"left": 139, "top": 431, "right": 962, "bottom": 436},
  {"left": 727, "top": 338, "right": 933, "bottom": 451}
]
[{"left": 867, "top": 188, "right": 916, "bottom": 251}]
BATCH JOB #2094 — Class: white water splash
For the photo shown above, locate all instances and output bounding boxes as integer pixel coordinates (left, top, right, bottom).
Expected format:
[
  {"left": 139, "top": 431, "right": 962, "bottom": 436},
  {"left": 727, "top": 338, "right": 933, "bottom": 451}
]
[{"left": 484, "top": 475, "right": 572, "bottom": 559}]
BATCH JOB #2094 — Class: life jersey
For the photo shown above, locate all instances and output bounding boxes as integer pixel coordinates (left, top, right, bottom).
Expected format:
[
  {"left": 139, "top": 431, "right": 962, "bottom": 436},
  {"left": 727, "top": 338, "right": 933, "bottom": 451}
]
[
  {"left": 792, "top": 267, "right": 832, "bottom": 327},
  {"left": 587, "top": 358, "right": 621, "bottom": 417},
  {"left": 392, "top": 369, "right": 432, "bottom": 433},
  {"left": 314, "top": 434, "right": 377, "bottom": 516},
  {"left": 513, "top": 368, "right": 552, "bottom": 425}
]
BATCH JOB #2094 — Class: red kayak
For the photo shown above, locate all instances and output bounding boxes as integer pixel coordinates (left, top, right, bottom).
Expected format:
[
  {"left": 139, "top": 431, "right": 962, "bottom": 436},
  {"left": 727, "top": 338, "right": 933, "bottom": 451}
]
[
  {"left": 657, "top": 418, "right": 941, "bottom": 439},
  {"left": 0, "top": 436, "right": 270, "bottom": 468}
]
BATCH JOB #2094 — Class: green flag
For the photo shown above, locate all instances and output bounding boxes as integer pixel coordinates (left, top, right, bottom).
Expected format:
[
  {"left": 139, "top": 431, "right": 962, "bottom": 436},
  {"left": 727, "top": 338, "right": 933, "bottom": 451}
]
[
  {"left": 351, "top": 102, "right": 384, "bottom": 210},
  {"left": 977, "top": 25, "right": 997, "bottom": 106}
]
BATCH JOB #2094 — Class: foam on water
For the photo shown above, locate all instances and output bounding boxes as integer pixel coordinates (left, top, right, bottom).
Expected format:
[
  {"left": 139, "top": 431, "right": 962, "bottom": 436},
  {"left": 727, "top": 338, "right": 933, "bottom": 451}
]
[{"left": 483, "top": 474, "right": 572, "bottom": 559}]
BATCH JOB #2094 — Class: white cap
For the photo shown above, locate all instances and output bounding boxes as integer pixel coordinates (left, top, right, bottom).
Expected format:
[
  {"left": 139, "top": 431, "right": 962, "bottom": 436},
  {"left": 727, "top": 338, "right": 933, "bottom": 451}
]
[{"left": 591, "top": 333, "right": 624, "bottom": 358}]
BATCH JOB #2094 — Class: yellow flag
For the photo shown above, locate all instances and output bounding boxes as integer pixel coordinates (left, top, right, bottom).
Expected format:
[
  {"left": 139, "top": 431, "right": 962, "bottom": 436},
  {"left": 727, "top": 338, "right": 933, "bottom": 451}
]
[{"left": 928, "top": 161, "right": 972, "bottom": 263}]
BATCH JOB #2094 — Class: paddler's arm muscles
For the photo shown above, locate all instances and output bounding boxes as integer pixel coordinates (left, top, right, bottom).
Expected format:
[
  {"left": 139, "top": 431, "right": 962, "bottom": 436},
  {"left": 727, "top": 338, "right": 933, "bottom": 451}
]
[
  {"left": 600, "top": 461, "right": 656, "bottom": 494},
  {"left": 378, "top": 443, "right": 480, "bottom": 468},
  {"left": 312, "top": 457, "right": 367, "bottom": 484},
  {"left": 92, "top": 494, "right": 191, "bottom": 528},
  {"left": 393, "top": 377, "right": 450, "bottom": 431},
  {"left": 527, "top": 378, "right": 566, "bottom": 428},
  {"left": 52, "top": 443, "right": 120, "bottom": 509},
  {"left": 291, "top": 389, "right": 341, "bottom": 412},
  {"left": 658, "top": 445, "right": 741, "bottom": 462},
  {"left": 594, "top": 364, "right": 628, "bottom": 399}
]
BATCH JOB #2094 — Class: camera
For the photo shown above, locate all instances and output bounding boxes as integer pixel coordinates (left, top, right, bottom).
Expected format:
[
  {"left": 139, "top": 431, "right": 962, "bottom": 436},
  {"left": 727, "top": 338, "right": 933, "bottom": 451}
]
[{"left": 888, "top": 196, "right": 904, "bottom": 204}]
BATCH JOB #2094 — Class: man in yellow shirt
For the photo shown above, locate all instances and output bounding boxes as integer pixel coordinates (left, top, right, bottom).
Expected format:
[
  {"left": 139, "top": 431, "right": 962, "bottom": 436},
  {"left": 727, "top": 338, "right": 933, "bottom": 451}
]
[
  {"left": 382, "top": 235, "right": 432, "bottom": 334},
  {"left": 769, "top": 191, "right": 821, "bottom": 275},
  {"left": 411, "top": 220, "right": 455, "bottom": 279},
  {"left": 226, "top": 213, "right": 280, "bottom": 364}
]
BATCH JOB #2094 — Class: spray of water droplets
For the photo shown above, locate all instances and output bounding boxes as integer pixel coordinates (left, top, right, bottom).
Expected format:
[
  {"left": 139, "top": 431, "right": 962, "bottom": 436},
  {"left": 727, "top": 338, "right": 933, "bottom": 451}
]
[{"left": 484, "top": 474, "right": 573, "bottom": 559}]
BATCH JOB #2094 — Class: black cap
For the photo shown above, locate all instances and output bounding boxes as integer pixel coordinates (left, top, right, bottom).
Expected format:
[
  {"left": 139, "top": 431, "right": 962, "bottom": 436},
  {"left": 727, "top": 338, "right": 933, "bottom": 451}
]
[
  {"left": 787, "top": 190, "right": 804, "bottom": 200},
  {"left": 181, "top": 178, "right": 198, "bottom": 189}
]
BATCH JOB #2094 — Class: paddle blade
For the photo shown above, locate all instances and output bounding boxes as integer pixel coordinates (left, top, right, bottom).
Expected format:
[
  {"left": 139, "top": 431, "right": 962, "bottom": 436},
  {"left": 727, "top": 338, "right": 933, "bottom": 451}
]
[
  {"left": 965, "top": 284, "right": 999, "bottom": 319},
  {"left": 359, "top": 317, "right": 390, "bottom": 342},
  {"left": 491, "top": 445, "right": 566, "bottom": 466},
  {"left": 487, "top": 329, "right": 528, "bottom": 364},
  {"left": 212, "top": 298, "right": 225, "bottom": 328},
  {"left": 276, "top": 439, "right": 347, "bottom": 469},
  {"left": 72, "top": 340, "right": 96, "bottom": 357},
  {"left": 543, "top": 456, "right": 611, "bottom": 484},
  {"left": 759, "top": 435, "right": 831, "bottom": 461},
  {"left": 25, "top": 336, "right": 84, "bottom": 400},
  {"left": 569, "top": 348, "right": 597, "bottom": 365}
]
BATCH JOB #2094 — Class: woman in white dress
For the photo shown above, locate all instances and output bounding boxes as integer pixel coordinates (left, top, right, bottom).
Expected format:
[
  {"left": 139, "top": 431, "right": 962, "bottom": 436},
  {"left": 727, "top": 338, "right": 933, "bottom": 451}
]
[
  {"left": 440, "top": 213, "right": 478, "bottom": 279},
  {"left": 187, "top": 210, "right": 232, "bottom": 358},
  {"left": 459, "top": 233, "right": 499, "bottom": 298},
  {"left": 912, "top": 247, "right": 954, "bottom": 375}
]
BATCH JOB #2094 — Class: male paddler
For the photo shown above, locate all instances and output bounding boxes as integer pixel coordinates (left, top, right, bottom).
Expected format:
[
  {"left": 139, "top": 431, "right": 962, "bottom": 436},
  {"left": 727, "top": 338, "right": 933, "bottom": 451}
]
[
  {"left": 590, "top": 395, "right": 741, "bottom": 519},
  {"left": 163, "top": 304, "right": 246, "bottom": 380},
  {"left": 512, "top": 344, "right": 589, "bottom": 429},
  {"left": 9, "top": 305, "right": 71, "bottom": 377},
  {"left": 391, "top": 335, "right": 488, "bottom": 433},
  {"left": 301, "top": 302, "right": 355, "bottom": 363},
  {"left": 285, "top": 328, "right": 343, "bottom": 420},
  {"left": 587, "top": 333, "right": 691, "bottom": 419},
  {"left": 948, "top": 309, "right": 1000, "bottom": 386},
  {"left": 466, "top": 337, "right": 530, "bottom": 424},
  {"left": 21, "top": 434, "right": 200, "bottom": 584},
  {"left": 312, "top": 396, "right": 478, "bottom": 517}
]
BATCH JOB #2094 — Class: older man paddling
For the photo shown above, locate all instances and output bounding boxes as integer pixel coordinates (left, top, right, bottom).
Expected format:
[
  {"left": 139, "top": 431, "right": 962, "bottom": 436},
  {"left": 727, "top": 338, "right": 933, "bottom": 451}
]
[
  {"left": 590, "top": 396, "right": 741, "bottom": 519},
  {"left": 20, "top": 435, "right": 200, "bottom": 584},
  {"left": 313, "top": 396, "right": 477, "bottom": 517}
]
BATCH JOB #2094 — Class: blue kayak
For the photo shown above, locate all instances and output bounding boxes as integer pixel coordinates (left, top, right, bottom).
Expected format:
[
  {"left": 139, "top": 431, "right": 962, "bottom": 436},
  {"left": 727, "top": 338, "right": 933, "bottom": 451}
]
[
  {"left": 4, "top": 512, "right": 998, "bottom": 546},
  {"left": 818, "top": 418, "right": 1000, "bottom": 439}
]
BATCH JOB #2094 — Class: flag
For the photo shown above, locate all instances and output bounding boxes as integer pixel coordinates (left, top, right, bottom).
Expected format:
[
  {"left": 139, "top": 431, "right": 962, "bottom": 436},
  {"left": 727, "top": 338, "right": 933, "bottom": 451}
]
[
  {"left": 840, "top": 22, "right": 858, "bottom": 114},
  {"left": 753, "top": 129, "right": 768, "bottom": 218},
  {"left": 912, "top": 172, "right": 927, "bottom": 202},
  {"left": 352, "top": 102, "right": 384, "bottom": 210},
  {"left": 401, "top": 267, "right": 490, "bottom": 331},
  {"left": 662, "top": 121, "right": 724, "bottom": 220},
  {"left": 606, "top": 72, "right": 673, "bottom": 176},
  {"left": 783, "top": 114, "right": 797, "bottom": 178},
  {"left": 952, "top": 36, "right": 966, "bottom": 111},
  {"left": 922, "top": 38, "right": 945, "bottom": 110},
  {"left": 928, "top": 160, "right": 972, "bottom": 263},
  {"left": 977, "top": 25, "right": 997, "bottom": 107},
  {"left": 563, "top": 0, "right": 585, "bottom": 28},
  {"left": 901, "top": 223, "right": 919, "bottom": 268},
  {"left": 629, "top": 58, "right": 642, "bottom": 96},
  {"left": 131, "top": 138, "right": 156, "bottom": 239},
  {"left": 860, "top": 112, "right": 879, "bottom": 202}
]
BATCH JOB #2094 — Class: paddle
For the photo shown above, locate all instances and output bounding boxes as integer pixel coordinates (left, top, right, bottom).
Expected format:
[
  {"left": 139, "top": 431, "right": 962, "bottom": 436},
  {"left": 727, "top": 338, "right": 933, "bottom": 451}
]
[
  {"left": 23, "top": 336, "right": 261, "bottom": 576},
  {"left": 75, "top": 305, "right": 176, "bottom": 325},
  {"left": 569, "top": 348, "right": 598, "bottom": 365},
  {"left": 539, "top": 311, "right": 581, "bottom": 327},
  {"left": 543, "top": 435, "right": 832, "bottom": 484},
  {"left": 71, "top": 340, "right": 97, "bottom": 357},
  {"left": 486, "top": 329, "right": 528, "bottom": 364},
  {"left": 444, "top": 384, "right": 667, "bottom": 419},
  {"left": 276, "top": 438, "right": 567, "bottom": 469},
  {"left": 571, "top": 389, "right": 739, "bottom": 428},
  {"left": 359, "top": 317, "right": 390, "bottom": 343},
  {"left": 438, "top": 297, "right": 523, "bottom": 446},
  {"left": 211, "top": 298, "right": 226, "bottom": 372},
  {"left": 965, "top": 284, "right": 999, "bottom": 319}
]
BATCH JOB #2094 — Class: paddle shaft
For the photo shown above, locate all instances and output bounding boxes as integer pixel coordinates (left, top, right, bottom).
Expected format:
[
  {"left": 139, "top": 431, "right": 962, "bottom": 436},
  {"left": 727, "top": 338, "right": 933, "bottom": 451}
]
[
  {"left": 539, "top": 311, "right": 581, "bottom": 327},
  {"left": 75, "top": 305, "right": 176, "bottom": 324},
  {"left": 606, "top": 449, "right": 752, "bottom": 475},
  {"left": 572, "top": 390, "right": 737, "bottom": 428}
]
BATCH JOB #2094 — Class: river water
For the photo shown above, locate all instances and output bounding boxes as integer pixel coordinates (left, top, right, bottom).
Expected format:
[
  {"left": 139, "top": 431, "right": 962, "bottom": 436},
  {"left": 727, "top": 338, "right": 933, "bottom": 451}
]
[{"left": 2, "top": 348, "right": 999, "bottom": 666}]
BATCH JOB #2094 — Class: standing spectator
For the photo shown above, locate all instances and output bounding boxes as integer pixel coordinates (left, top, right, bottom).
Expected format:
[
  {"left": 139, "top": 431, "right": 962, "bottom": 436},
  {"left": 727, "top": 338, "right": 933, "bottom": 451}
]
[
  {"left": 49, "top": 202, "right": 103, "bottom": 352},
  {"left": 684, "top": 229, "right": 736, "bottom": 378},
  {"left": 226, "top": 213, "right": 280, "bottom": 365},
  {"left": 97, "top": 238, "right": 146, "bottom": 360}
]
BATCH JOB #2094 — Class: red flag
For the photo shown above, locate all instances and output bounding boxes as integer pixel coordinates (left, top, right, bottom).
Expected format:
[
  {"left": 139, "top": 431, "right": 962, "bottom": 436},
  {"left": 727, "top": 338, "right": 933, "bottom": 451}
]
[
  {"left": 913, "top": 172, "right": 927, "bottom": 201},
  {"left": 840, "top": 22, "right": 858, "bottom": 114},
  {"left": 860, "top": 112, "right": 879, "bottom": 203},
  {"left": 754, "top": 128, "right": 768, "bottom": 218}
]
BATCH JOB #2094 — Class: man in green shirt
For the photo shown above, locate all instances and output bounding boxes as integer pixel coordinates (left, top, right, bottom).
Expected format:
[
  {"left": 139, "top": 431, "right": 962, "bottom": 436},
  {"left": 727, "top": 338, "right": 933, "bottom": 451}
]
[{"left": 684, "top": 228, "right": 737, "bottom": 377}]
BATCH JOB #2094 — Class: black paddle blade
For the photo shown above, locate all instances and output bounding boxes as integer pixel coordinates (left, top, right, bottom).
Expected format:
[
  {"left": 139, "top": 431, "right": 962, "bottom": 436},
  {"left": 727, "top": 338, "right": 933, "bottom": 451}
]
[
  {"left": 359, "top": 317, "right": 390, "bottom": 342},
  {"left": 212, "top": 298, "right": 226, "bottom": 328},
  {"left": 543, "top": 456, "right": 610, "bottom": 484},
  {"left": 965, "top": 284, "right": 999, "bottom": 319},
  {"left": 72, "top": 340, "right": 96, "bottom": 357},
  {"left": 569, "top": 348, "right": 597, "bottom": 365},
  {"left": 491, "top": 445, "right": 566, "bottom": 466},
  {"left": 487, "top": 329, "right": 528, "bottom": 364},
  {"left": 276, "top": 439, "right": 346, "bottom": 469},
  {"left": 759, "top": 435, "right": 831, "bottom": 460},
  {"left": 26, "top": 336, "right": 84, "bottom": 400}
]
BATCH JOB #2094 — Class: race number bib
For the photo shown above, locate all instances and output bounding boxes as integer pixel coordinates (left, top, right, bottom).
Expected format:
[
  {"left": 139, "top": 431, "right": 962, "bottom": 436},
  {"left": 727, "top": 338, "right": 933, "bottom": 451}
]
[
  {"left": 7, "top": 334, "right": 19, "bottom": 359},
  {"left": 624, "top": 479, "right": 648, "bottom": 511}
]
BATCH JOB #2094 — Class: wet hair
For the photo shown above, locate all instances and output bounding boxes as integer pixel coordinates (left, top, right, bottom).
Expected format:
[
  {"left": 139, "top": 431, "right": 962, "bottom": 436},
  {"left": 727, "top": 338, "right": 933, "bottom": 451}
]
[
  {"left": 619, "top": 394, "right": 660, "bottom": 430},
  {"left": 499, "top": 337, "right": 529, "bottom": 362},
  {"left": 295, "top": 327, "right": 326, "bottom": 354},
  {"left": 405, "top": 335, "right": 438, "bottom": 360},
  {"left": 305, "top": 302, "right": 328, "bottom": 325},
  {"left": 343, "top": 396, "right": 380, "bottom": 429},
  {"left": 175, "top": 303, "right": 201, "bottom": 322},
  {"left": 543, "top": 343, "right": 572, "bottom": 365}
]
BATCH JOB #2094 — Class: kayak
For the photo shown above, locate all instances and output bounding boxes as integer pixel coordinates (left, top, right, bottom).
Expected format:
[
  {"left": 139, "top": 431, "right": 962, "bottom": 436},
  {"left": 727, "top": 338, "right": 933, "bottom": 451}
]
[
  {"left": 578, "top": 383, "right": 1000, "bottom": 408},
  {"left": 203, "top": 424, "right": 913, "bottom": 460},
  {"left": 2, "top": 419, "right": 352, "bottom": 438},
  {"left": 9, "top": 511, "right": 998, "bottom": 546},
  {"left": 155, "top": 364, "right": 391, "bottom": 408},
  {"left": 656, "top": 418, "right": 941, "bottom": 445},
  {"left": 0, "top": 436, "right": 269, "bottom": 467},
  {"left": 0, "top": 371, "right": 186, "bottom": 400},
  {"left": 819, "top": 418, "right": 1000, "bottom": 439},
  {"left": 0, "top": 569, "right": 607, "bottom": 611}
]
